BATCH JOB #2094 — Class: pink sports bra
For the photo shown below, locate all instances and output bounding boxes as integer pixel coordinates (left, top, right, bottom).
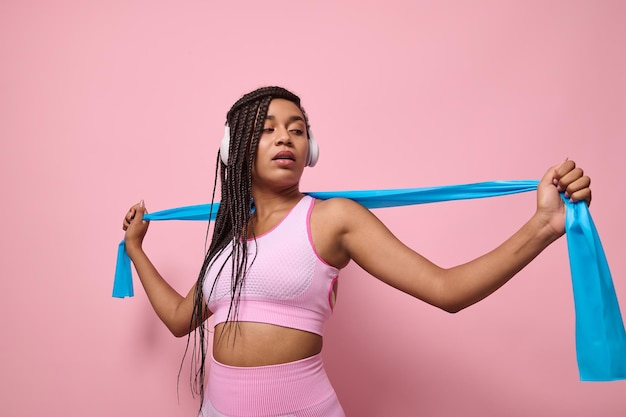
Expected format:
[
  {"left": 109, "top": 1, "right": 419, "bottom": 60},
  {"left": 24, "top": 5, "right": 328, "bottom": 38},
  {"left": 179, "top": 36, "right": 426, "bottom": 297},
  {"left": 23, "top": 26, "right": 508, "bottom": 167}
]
[{"left": 204, "top": 196, "right": 340, "bottom": 336}]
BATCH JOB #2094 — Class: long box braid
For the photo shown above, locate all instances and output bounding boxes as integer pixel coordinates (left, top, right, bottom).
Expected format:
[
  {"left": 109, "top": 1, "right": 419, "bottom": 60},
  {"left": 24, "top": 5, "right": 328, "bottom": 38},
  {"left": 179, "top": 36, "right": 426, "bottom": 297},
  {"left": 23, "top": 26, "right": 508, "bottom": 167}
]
[{"left": 182, "top": 86, "right": 311, "bottom": 408}]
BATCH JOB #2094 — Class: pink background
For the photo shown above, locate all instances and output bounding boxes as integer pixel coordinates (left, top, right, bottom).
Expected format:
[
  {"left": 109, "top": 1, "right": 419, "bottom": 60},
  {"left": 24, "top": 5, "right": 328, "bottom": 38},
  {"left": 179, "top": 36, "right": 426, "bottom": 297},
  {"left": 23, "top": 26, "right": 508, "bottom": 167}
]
[{"left": 1, "top": 1, "right": 625, "bottom": 416}]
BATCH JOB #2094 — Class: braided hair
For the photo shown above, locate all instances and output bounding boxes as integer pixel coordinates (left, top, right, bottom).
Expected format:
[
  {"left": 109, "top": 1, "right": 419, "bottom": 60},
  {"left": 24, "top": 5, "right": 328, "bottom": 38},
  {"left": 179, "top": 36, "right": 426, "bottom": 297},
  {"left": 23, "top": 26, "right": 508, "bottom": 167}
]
[{"left": 183, "top": 86, "right": 311, "bottom": 405}]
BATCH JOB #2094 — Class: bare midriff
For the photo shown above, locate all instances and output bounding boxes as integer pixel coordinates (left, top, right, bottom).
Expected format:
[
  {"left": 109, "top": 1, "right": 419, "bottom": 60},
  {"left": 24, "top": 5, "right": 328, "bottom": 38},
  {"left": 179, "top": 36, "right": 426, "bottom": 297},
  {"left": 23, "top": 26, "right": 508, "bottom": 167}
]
[{"left": 212, "top": 322, "right": 323, "bottom": 367}]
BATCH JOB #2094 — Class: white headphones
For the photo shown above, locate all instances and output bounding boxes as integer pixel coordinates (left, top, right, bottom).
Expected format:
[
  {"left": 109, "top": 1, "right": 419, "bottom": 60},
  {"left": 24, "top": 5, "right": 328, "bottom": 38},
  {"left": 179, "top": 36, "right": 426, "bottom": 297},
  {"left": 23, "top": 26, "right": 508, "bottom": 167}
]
[{"left": 220, "top": 125, "right": 319, "bottom": 167}]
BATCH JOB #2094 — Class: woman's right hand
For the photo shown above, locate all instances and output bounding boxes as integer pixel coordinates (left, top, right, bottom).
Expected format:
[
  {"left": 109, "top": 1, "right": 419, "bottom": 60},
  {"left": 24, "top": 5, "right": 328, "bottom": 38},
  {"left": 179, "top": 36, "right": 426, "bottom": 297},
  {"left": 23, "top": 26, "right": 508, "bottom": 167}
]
[{"left": 122, "top": 200, "right": 149, "bottom": 252}]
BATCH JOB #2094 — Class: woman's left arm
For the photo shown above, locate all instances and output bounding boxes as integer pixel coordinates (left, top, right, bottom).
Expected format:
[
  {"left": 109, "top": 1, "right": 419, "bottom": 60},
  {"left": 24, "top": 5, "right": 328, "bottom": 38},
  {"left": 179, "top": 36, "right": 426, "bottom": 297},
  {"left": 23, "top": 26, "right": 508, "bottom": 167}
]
[{"left": 329, "top": 160, "right": 591, "bottom": 313}]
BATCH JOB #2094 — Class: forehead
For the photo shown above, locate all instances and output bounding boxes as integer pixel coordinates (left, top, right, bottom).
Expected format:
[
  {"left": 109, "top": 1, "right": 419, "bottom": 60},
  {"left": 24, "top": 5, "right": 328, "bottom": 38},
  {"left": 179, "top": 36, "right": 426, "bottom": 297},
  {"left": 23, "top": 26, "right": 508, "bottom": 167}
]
[{"left": 266, "top": 98, "right": 305, "bottom": 121}]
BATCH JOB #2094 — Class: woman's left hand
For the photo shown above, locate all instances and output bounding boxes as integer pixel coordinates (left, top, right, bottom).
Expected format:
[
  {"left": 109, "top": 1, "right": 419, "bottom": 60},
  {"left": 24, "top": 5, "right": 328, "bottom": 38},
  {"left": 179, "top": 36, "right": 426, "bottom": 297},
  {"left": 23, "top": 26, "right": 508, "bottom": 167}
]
[{"left": 536, "top": 159, "right": 592, "bottom": 237}]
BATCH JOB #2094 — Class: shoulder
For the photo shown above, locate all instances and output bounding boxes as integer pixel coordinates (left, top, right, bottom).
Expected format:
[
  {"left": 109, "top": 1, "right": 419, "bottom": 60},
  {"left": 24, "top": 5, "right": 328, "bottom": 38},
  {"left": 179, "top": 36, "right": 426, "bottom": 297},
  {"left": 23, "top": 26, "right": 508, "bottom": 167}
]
[
  {"left": 311, "top": 196, "right": 361, "bottom": 210},
  {"left": 311, "top": 197, "right": 369, "bottom": 220},
  {"left": 310, "top": 196, "right": 382, "bottom": 235},
  {"left": 308, "top": 197, "right": 371, "bottom": 268},
  {"left": 309, "top": 196, "right": 408, "bottom": 270}
]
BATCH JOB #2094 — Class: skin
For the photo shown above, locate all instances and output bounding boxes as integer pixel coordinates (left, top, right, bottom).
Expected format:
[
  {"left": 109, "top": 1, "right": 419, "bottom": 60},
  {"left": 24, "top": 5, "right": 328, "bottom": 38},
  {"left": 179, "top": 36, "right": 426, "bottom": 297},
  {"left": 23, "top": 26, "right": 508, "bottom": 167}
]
[{"left": 123, "top": 98, "right": 592, "bottom": 367}]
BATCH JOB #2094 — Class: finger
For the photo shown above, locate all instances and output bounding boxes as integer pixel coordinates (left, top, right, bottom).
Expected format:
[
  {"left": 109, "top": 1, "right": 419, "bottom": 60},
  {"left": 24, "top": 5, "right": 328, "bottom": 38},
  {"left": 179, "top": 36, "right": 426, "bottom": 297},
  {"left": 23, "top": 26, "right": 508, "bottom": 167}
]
[
  {"left": 558, "top": 167, "right": 585, "bottom": 190},
  {"left": 126, "top": 207, "right": 137, "bottom": 223},
  {"left": 568, "top": 188, "right": 592, "bottom": 206},
  {"left": 132, "top": 201, "right": 148, "bottom": 224},
  {"left": 123, "top": 203, "right": 142, "bottom": 230},
  {"left": 123, "top": 208, "right": 135, "bottom": 230},
  {"left": 554, "top": 159, "right": 576, "bottom": 177},
  {"left": 552, "top": 159, "right": 576, "bottom": 185},
  {"left": 564, "top": 176, "right": 591, "bottom": 201},
  {"left": 563, "top": 174, "right": 590, "bottom": 193},
  {"left": 128, "top": 201, "right": 147, "bottom": 220},
  {"left": 552, "top": 161, "right": 578, "bottom": 192}
]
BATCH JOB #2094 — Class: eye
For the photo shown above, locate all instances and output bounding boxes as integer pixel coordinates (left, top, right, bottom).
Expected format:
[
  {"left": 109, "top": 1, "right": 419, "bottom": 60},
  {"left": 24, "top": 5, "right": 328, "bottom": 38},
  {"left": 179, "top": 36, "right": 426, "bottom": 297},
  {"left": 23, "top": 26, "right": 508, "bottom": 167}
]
[
  {"left": 290, "top": 129, "right": 304, "bottom": 135},
  {"left": 262, "top": 127, "right": 274, "bottom": 133}
]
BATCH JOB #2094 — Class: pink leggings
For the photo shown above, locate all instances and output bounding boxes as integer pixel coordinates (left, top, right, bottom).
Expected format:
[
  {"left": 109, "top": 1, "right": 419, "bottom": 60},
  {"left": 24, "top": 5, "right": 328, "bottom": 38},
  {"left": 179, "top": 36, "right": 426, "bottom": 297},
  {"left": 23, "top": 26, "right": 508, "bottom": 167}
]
[{"left": 201, "top": 353, "right": 345, "bottom": 417}]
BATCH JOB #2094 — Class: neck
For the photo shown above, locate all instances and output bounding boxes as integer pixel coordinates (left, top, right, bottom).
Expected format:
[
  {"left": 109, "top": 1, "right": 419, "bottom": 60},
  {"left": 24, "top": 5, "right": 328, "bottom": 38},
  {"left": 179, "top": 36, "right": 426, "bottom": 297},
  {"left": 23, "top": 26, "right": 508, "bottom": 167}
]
[{"left": 251, "top": 185, "right": 304, "bottom": 217}]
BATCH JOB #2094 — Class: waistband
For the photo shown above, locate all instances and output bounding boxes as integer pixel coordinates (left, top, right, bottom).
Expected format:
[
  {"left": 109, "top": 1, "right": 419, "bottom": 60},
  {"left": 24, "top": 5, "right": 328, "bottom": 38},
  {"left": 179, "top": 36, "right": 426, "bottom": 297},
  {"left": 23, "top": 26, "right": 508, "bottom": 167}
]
[{"left": 206, "top": 353, "right": 337, "bottom": 416}]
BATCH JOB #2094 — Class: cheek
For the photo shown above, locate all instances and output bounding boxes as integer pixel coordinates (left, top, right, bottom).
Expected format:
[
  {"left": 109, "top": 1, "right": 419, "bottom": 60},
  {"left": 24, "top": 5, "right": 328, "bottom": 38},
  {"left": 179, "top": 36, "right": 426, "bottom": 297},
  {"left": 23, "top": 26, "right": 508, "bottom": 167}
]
[
  {"left": 255, "top": 136, "right": 272, "bottom": 155},
  {"left": 300, "top": 139, "right": 310, "bottom": 161}
]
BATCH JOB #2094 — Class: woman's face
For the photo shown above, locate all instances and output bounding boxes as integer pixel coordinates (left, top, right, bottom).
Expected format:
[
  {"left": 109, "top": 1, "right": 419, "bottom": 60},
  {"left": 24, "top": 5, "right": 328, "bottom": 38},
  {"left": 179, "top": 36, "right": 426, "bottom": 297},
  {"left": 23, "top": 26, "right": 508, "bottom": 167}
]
[{"left": 251, "top": 98, "right": 309, "bottom": 190}]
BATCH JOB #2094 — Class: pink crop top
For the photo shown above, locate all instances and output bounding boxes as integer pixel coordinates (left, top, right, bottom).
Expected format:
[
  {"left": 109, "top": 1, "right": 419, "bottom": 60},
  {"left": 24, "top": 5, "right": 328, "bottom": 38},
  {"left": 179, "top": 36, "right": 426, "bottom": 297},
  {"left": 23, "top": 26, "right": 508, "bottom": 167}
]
[{"left": 203, "top": 195, "right": 340, "bottom": 336}]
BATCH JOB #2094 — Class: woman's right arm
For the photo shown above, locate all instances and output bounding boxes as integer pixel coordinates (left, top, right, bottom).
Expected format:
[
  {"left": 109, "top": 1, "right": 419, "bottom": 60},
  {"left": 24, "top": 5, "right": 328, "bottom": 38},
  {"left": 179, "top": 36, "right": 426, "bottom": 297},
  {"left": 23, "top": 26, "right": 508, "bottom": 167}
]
[{"left": 123, "top": 200, "right": 209, "bottom": 337}]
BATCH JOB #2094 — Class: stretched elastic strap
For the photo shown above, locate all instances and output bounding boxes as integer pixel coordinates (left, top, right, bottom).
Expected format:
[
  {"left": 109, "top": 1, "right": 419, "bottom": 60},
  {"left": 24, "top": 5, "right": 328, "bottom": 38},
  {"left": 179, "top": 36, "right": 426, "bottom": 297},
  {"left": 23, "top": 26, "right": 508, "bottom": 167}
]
[{"left": 112, "top": 180, "right": 626, "bottom": 381}]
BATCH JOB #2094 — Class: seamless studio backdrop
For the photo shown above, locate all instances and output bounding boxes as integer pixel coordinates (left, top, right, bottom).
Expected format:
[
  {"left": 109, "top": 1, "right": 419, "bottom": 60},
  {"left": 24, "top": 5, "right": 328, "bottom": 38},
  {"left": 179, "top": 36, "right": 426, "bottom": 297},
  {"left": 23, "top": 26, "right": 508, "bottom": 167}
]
[{"left": 1, "top": 1, "right": 625, "bottom": 416}]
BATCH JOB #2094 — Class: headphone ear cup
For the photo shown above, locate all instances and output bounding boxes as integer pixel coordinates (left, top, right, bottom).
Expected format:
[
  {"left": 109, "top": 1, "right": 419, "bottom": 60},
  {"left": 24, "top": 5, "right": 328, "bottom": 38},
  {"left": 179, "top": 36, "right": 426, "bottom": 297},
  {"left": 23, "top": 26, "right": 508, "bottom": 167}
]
[
  {"left": 307, "top": 130, "right": 319, "bottom": 167},
  {"left": 220, "top": 126, "right": 230, "bottom": 165}
]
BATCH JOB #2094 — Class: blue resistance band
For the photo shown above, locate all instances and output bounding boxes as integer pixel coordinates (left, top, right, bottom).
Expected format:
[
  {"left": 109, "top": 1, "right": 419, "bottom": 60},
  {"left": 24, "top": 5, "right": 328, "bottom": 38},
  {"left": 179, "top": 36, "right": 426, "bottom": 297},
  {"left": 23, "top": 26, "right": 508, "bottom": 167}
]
[{"left": 112, "top": 180, "right": 626, "bottom": 382}]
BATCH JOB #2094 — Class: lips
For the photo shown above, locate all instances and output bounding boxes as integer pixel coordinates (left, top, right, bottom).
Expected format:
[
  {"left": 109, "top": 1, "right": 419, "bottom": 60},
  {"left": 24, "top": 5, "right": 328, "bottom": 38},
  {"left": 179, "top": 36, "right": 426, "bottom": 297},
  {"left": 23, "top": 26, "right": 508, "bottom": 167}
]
[{"left": 272, "top": 151, "right": 295, "bottom": 161}]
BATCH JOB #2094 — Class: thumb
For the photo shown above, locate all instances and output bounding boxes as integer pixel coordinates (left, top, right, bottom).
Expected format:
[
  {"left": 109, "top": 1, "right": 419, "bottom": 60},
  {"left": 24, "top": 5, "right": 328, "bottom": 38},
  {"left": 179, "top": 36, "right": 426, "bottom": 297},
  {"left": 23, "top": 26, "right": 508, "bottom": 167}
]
[{"left": 133, "top": 200, "right": 148, "bottom": 222}]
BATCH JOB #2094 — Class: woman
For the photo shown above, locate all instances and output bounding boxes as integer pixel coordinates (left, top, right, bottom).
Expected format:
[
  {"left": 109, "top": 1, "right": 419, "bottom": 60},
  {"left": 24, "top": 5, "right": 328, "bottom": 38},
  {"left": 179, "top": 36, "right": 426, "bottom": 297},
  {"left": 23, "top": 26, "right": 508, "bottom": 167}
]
[{"left": 122, "top": 86, "right": 592, "bottom": 416}]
